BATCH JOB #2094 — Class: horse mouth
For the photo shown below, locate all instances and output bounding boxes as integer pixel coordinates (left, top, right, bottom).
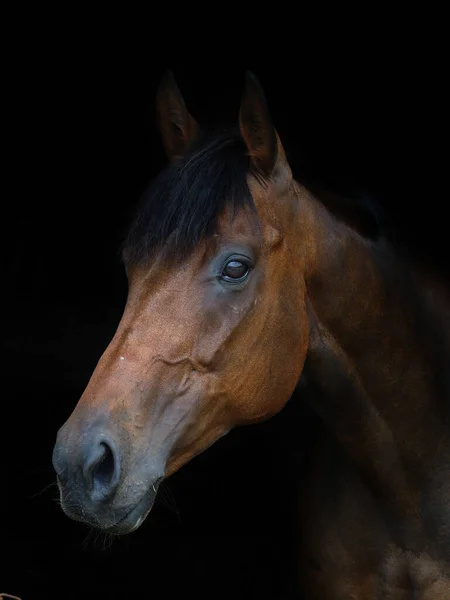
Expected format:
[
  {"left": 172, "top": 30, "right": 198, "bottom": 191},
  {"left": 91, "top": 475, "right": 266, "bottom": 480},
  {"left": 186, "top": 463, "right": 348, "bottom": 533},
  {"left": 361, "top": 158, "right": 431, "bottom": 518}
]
[{"left": 104, "top": 478, "right": 162, "bottom": 535}]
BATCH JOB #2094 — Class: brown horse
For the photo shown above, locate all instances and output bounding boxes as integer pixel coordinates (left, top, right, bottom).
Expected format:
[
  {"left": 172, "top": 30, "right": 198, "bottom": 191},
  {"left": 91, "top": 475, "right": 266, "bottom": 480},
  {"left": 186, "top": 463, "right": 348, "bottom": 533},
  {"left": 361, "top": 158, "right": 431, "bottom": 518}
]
[{"left": 52, "top": 72, "right": 450, "bottom": 598}]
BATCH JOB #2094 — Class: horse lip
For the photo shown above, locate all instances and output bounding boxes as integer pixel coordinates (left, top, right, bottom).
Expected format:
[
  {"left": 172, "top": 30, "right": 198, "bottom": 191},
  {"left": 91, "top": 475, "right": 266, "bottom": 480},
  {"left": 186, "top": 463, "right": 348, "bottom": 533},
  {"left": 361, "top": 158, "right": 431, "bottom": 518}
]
[{"left": 104, "top": 477, "right": 163, "bottom": 534}]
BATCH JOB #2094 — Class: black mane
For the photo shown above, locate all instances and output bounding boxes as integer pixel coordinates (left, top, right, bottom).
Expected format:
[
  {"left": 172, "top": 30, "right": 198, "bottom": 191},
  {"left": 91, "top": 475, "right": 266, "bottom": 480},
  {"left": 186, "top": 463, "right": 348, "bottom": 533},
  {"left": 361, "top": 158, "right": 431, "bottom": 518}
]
[{"left": 123, "top": 129, "right": 384, "bottom": 266}]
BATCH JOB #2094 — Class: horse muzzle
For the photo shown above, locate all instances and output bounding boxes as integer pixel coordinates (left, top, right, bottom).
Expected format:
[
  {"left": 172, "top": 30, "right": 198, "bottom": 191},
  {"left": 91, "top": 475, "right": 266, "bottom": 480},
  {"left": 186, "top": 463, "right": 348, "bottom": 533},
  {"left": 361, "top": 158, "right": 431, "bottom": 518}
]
[{"left": 52, "top": 419, "right": 164, "bottom": 534}]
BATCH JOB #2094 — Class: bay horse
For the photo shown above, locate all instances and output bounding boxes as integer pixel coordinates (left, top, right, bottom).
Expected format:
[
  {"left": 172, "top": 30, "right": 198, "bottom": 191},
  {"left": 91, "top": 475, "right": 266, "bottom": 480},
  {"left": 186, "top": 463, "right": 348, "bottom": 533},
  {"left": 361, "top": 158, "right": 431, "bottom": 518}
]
[{"left": 52, "top": 71, "right": 450, "bottom": 598}]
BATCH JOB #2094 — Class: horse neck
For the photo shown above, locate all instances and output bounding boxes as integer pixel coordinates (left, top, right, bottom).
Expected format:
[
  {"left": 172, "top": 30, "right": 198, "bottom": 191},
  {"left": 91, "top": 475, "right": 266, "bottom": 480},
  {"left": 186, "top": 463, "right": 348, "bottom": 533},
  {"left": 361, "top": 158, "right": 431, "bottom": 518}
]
[{"left": 299, "top": 187, "right": 450, "bottom": 508}]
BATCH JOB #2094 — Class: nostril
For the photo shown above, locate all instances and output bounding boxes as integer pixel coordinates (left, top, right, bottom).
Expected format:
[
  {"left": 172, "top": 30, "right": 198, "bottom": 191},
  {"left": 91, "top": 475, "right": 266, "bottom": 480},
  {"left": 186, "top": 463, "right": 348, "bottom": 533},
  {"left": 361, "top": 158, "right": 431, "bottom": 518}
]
[
  {"left": 92, "top": 443, "right": 115, "bottom": 489},
  {"left": 84, "top": 440, "right": 120, "bottom": 500}
]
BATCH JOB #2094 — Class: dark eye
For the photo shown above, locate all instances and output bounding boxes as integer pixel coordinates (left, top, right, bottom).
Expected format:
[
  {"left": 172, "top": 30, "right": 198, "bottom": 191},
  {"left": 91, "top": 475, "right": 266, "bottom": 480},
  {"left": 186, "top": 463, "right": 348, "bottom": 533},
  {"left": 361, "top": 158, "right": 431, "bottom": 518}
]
[{"left": 221, "top": 259, "right": 250, "bottom": 283}]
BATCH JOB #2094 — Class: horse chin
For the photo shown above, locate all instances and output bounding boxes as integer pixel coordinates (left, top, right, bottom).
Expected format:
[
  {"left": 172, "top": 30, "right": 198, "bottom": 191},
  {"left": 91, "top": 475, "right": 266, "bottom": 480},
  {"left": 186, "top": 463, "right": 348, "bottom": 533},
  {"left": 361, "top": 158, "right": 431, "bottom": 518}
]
[
  {"left": 103, "top": 478, "right": 162, "bottom": 535},
  {"left": 104, "top": 500, "right": 153, "bottom": 535}
]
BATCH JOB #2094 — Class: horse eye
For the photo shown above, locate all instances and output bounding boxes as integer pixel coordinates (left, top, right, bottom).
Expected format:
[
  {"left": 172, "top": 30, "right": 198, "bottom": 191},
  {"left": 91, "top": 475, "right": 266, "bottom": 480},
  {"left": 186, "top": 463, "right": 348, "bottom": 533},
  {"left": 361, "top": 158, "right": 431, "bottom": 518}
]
[{"left": 222, "top": 259, "right": 250, "bottom": 282}]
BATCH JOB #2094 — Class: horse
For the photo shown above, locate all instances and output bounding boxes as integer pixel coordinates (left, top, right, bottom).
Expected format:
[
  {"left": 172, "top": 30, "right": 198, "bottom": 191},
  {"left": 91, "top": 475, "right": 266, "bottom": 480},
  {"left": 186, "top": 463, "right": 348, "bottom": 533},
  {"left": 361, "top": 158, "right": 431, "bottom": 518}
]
[{"left": 52, "top": 71, "right": 450, "bottom": 598}]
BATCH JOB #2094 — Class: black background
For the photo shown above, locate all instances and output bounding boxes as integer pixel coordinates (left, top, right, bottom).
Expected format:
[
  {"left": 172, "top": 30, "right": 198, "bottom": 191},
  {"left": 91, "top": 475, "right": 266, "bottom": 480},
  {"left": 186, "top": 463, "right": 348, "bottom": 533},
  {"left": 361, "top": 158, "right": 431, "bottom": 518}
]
[{"left": 4, "top": 16, "right": 448, "bottom": 600}]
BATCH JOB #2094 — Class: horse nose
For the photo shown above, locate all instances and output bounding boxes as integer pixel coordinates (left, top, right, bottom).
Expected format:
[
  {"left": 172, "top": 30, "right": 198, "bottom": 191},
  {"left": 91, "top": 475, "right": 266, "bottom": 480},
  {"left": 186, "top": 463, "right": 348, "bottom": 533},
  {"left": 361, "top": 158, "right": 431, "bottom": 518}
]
[{"left": 53, "top": 429, "right": 121, "bottom": 502}]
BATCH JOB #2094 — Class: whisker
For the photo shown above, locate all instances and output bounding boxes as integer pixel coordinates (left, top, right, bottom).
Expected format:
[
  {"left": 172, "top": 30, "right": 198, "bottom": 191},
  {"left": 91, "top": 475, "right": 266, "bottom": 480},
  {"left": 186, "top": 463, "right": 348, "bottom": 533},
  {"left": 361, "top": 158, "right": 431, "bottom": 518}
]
[
  {"left": 30, "top": 479, "right": 59, "bottom": 499},
  {"left": 159, "top": 482, "right": 181, "bottom": 522},
  {"left": 82, "top": 527, "right": 96, "bottom": 550},
  {"left": 103, "top": 532, "right": 118, "bottom": 551}
]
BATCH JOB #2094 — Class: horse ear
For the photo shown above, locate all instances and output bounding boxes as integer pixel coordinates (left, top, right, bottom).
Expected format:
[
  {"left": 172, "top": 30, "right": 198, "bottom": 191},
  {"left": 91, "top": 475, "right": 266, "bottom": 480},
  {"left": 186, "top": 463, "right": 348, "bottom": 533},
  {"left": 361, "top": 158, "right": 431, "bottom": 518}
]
[
  {"left": 156, "top": 71, "right": 199, "bottom": 161},
  {"left": 239, "top": 71, "right": 278, "bottom": 176}
]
